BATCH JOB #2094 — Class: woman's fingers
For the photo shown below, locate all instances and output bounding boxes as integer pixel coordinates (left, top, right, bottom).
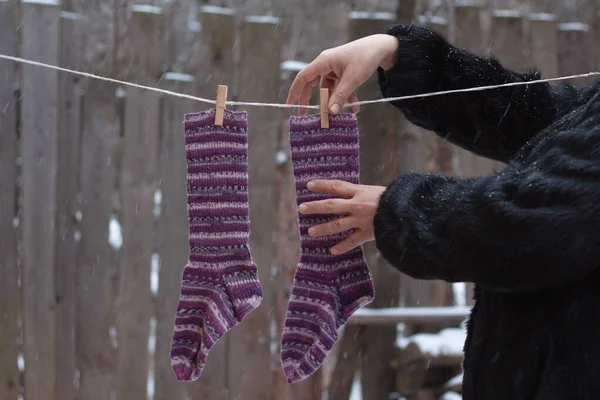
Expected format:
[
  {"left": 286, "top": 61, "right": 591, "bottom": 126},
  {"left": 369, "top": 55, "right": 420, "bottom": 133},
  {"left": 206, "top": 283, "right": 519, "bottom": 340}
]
[
  {"left": 330, "top": 230, "right": 369, "bottom": 255},
  {"left": 286, "top": 55, "right": 333, "bottom": 107},
  {"left": 297, "top": 77, "right": 319, "bottom": 116},
  {"left": 307, "top": 180, "right": 358, "bottom": 198},
  {"left": 328, "top": 71, "right": 362, "bottom": 114},
  {"left": 308, "top": 217, "right": 357, "bottom": 238},
  {"left": 320, "top": 75, "right": 360, "bottom": 114},
  {"left": 348, "top": 92, "right": 360, "bottom": 113},
  {"left": 320, "top": 72, "right": 338, "bottom": 93},
  {"left": 298, "top": 197, "right": 351, "bottom": 215}
]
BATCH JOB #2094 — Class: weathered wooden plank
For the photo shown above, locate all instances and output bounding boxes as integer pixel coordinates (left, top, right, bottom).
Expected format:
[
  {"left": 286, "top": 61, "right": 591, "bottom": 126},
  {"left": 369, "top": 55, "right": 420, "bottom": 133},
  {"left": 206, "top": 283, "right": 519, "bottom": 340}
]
[
  {"left": 274, "top": 63, "right": 326, "bottom": 400},
  {"left": 558, "top": 22, "right": 593, "bottom": 85},
  {"left": 489, "top": 10, "right": 528, "bottom": 169},
  {"left": 77, "top": 80, "right": 119, "bottom": 400},
  {"left": 453, "top": 4, "right": 491, "bottom": 306},
  {"left": 117, "top": 89, "right": 160, "bottom": 400},
  {"left": 195, "top": 6, "right": 237, "bottom": 100},
  {"left": 224, "top": 16, "right": 283, "bottom": 400},
  {"left": 529, "top": 13, "right": 559, "bottom": 78},
  {"left": 0, "top": 1, "right": 20, "bottom": 398},
  {"left": 348, "top": 13, "right": 405, "bottom": 400},
  {"left": 424, "top": 14, "right": 457, "bottom": 315},
  {"left": 490, "top": 10, "right": 530, "bottom": 73},
  {"left": 397, "top": 0, "right": 417, "bottom": 22},
  {"left": 272, "top": 118, "right": 298, "bottom": 400},
  {"left": 116, "top": 6, "right": 163, "bottom": 400},
  {"left": 402, "top": 16, "right": 456, "bottom": 336},
  {"left": 21, "top": 1, "right": 61, "bottom": 399},
  {"left": 56, "top": 10, "right": 82, "bottom": 400},
  {"left": 328, "top": 326, "right": 364, "bottom": 400},
  {"left": 592, "top": 10, "right": 600, "bottom": 75},
  {"left": 154, "top": 72, "right": 194, "bottom": 400},
  {"left": 453, "top": 4, "right": 498, "bottom": 179},
  {"left": 184, "top": 7, "right": 236, "bottom": 400}
]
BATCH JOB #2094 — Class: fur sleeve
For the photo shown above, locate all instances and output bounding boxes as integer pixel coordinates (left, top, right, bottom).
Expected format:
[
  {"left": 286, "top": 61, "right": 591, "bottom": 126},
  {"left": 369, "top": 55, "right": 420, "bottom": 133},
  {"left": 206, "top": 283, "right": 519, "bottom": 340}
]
[
  {"left": 373, "top": 92, "right": 600, "bottom": 292},
  {"left": 377, "top": 24, "right": 598, "bottom": 163}
]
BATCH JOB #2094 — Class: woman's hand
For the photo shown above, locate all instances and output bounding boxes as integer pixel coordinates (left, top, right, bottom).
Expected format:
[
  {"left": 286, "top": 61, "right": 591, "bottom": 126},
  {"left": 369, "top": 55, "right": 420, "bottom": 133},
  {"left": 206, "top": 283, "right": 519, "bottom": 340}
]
[
  {"left": 286, "top": 34, "right": 399, "bottom": 115},
  {"left": 298, "top": 180, "right": 386, "bottom": 255}
]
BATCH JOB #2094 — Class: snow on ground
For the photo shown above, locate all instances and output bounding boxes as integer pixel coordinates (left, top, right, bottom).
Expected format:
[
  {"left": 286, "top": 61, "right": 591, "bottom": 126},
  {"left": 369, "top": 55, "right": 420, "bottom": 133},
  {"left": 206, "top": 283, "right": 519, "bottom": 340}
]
[
  {"left": 529, "top": 12, "right": 556, "bottom": 21},
  {"left": 397, "top": 326, "right": 467, "bottom": 357},
  {"left": 109, "top": 216, "right": 123, "bottom": 249},
  {"left": 348, "top": 11, "right": 395, "bottom": 20},
  {"left": 453, "top": 282, "right": 467, "bottom": 306},
  {"left": 447, "top": 372, "right": 464, "bottom": 387},
  {"left": 558, "top": 22, "right": 589, "bottom": 31},
  {"left": 281, "top": 60, "right": 308, "bottom": 72},
  {"left": 21, "top": 0, "right": 60, "bottom": 6},
  {"left": 245, "top": 15, "right": 281, "bottom": 24},
  {"left": 349, "top": 377, "right": 362, "bottom": 400},
  {"left": 441, "top": 391, "right": 463, "bottom": 400},
  {"left": 492, "top": 9, "right": 522, "bottom": 18},
  {"left": 199, "top": 5, "right": 235, "bottom": 15},
  {"left": 453, "top": 0, "right": 477, "bottom": 6},
  {"left": 163, "top": 72, "right": 194, "bottom": 83},
  {"left": 131, "top": 4, "right": 161, "bottom": 14}
]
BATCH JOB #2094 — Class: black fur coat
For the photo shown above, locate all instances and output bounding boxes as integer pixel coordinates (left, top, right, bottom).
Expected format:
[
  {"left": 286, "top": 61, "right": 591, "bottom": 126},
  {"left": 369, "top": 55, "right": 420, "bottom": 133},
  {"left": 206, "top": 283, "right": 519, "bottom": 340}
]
[{"left": 375, "top": 24, "right": 600, "bottom": 400}]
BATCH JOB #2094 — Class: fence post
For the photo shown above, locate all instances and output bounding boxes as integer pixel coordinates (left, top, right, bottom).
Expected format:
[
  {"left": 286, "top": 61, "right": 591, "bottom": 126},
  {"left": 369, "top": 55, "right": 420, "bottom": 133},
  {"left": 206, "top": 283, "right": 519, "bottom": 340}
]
[
  {"left": 77, "top": 79, "right": 120, "bottom": 400},
  {"left": 185, "top": 8, "right": 237, "bottom": 398},
  {"left": 347, "top": 11, "right": 405, "bottom": 400},
  {"left": 154, "top": 72, "right": 195, "bottom": 400},
  {"left": 454, "top": 3, "right": 500, "bottom": 181},
  {"left": 116, "top": 5, "right": 163, "bottom": 400},
  {"left": 557, "top": 22, "right": 593, "bottom": 85},
  {"left": 592, "top": 10, "right": 600, "bottom": 72},
  {"left": 529, "top": 13, "right": 559, "bottom": 78},
  {"left": 420, "top": 15, "right": 456, "bottom": 316},
  {"left": 225, "top": 15, "right": 283, "bottom": 400},
  {"left": 490, "top": 9, "right": 530, "bottom": 72},
  {"left": 196, "top": 6, "right": 237, "bottom": 101},
  {"left": 453, "top": 3, "right": 493, "bottom": 306},
  {"left": 76, "top": 80, "right": 120, "bottom": 400},
  {"left": 20, "top": 0, "right": 61, "bottom": 399},
  {"left": 275, "top": 62, "right": 330, "bottom": 400},
  {"left": 0, "top": 1, "right": 20, "bottom": 398},
  {"left": 55, "top": 10, "right": 82, "bottom": 400}
]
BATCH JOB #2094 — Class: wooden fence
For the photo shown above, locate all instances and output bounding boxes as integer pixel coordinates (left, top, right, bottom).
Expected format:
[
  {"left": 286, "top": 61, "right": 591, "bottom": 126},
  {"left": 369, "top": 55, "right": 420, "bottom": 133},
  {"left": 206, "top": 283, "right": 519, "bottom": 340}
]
[{"left": 0, "top": 1, "right": 598, "bottom": 400}]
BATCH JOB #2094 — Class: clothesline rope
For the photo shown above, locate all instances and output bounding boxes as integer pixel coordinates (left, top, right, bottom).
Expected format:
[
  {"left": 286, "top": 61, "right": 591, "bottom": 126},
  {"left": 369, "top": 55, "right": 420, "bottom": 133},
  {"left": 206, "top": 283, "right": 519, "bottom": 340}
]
[{"left": 1, "top": 53, "right": 599, "bottom": 109}]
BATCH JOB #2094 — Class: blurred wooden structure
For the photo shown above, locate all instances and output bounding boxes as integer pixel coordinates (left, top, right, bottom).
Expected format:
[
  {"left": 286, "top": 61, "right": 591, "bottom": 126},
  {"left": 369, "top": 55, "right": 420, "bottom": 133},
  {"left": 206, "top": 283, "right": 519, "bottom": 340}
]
[{"left": 0, "top": 0, "right": 598, "bottom": 399}]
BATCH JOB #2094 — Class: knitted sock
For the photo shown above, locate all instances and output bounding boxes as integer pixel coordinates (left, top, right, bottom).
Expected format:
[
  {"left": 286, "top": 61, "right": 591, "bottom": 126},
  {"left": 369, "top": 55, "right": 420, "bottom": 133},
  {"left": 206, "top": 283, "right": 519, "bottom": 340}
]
[
  {"left": 281, "top": 113, "right": 375, "bottom": 383},
  {"left": 170, "top": 109, "right": 262, "bottom": 381}
]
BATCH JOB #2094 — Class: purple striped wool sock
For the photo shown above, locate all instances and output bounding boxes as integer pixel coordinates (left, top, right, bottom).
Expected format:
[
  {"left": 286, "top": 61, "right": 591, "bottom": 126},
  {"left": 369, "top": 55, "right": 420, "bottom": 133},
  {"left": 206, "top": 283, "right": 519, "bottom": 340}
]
[
  {"left": 281, "top": 113, "right": 375, "bottom": 383},
  {"left": 170, "top": 109, "right": 262, "bottom": 381}
]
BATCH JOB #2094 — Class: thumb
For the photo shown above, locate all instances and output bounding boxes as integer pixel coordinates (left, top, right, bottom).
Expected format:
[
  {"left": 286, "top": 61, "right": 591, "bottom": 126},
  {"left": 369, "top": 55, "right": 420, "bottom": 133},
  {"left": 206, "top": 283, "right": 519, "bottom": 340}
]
[{"left": 329, "top": 74, "right": 360, "bottom": 115}]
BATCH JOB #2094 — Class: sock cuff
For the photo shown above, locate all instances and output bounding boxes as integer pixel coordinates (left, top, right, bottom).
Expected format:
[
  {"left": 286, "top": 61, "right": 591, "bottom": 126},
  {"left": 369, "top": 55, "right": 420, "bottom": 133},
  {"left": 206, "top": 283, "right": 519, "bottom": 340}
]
[
  {"left": 289, "top": 113, "right": 360, "bottom": 191},
  {"left": 184, "top": 108, "right": 251, "bottom": 250},
  {"left": 288, "top": 112, "right": 358, "bottom": 134},
  {"left": 184, "top": 108, "right": 249, "bottom": 190},
  {"left": 185, "top": 109, "right": 248, "bottom": 133}
]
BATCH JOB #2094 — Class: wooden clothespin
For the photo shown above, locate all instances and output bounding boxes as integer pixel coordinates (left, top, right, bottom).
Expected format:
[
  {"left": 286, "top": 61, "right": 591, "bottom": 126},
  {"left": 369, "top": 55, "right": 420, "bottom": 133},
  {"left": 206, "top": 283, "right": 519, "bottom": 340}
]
[
  {"left": 320, "top": 88, "right": 329, "bottom": 129},
  {"left": 215, "top": 85, "right": 228, "bottom": 126}
]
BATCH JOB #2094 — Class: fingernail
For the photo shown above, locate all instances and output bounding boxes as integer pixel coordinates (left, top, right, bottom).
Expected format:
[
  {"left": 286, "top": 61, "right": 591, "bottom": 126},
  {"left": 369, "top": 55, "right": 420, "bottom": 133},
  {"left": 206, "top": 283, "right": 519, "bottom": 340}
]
[
  {"left": 331, "top": 103, "right": 340, "bottom": 114},
  {"left": 298, "top": 204, "right": 307, "bottom": 213},
  {"left": 307, "top": 181, "right": 315, "bottom": 190},
  {"left": 308, "top": 228, "right": 316, "bottom": 237},
  {"left": 330, "top": 247, "right": 338, "bottom": 255}
]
